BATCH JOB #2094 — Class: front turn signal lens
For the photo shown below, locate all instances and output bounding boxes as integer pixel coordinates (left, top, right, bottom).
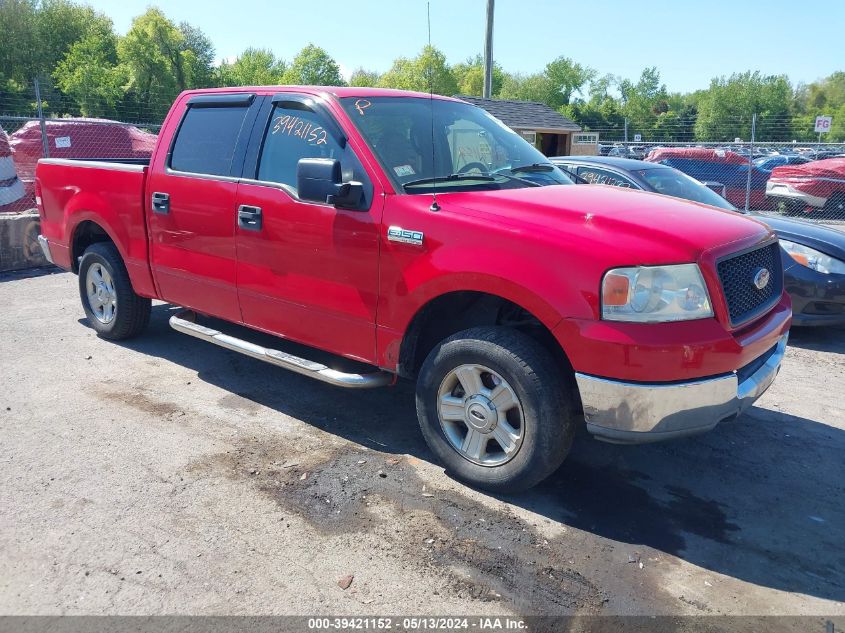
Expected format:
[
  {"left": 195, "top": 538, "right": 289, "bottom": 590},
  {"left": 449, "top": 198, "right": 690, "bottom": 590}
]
[{"left": 602, "top": 273, "right": 630, "bottom": 306}]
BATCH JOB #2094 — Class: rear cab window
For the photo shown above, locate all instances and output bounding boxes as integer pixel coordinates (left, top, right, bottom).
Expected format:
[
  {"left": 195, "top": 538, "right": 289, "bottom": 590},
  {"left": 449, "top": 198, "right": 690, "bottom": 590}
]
[{"left": 169, "top": 99, "right": 252, "bottom": 177}]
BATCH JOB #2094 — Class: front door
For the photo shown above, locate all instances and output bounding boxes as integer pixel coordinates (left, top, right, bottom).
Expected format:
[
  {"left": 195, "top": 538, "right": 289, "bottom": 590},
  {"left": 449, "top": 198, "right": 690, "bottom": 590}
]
[
  {"left": 146, "top": 93, "right": 257, "bottom": 322},
  {"left": 234, "top": 96, "right": 382, "bottom": 364}
]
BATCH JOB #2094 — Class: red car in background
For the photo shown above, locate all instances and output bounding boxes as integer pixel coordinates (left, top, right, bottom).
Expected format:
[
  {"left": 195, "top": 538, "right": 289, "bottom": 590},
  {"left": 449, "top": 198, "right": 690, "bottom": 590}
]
[
  {"left": 9, "top": 119, "right": 157, "bottom": 199},
  {"left": 0, "top": 125, "right": 27, "bottom": 213},
  {"left": 766, "top": 157, "right": 845, "bottom": 215}
]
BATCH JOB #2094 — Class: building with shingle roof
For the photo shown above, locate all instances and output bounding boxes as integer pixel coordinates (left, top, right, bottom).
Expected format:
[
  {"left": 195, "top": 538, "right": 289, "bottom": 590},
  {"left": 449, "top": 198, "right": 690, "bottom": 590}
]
[{"left": 457, "top": 96, "right": 594, "bottom": 157}]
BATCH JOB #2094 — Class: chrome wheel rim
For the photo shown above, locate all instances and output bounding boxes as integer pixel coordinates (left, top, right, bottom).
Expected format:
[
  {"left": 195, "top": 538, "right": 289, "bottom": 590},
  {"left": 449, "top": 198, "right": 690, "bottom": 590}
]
[
  {"left": 437, "top": 364, "right": 525, "bottom": 467},
  {"left": 85, "top": 263, "right": 117, "bottom": 324}
]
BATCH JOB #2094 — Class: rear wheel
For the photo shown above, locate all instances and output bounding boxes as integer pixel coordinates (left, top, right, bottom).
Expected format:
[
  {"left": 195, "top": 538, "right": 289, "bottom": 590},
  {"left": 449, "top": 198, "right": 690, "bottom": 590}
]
[
  {"left": 78, "top": 242, "right": 150, "bottom": 340},
  {"left": 415, "top": 326, "right": 576, "bottom": 493}
]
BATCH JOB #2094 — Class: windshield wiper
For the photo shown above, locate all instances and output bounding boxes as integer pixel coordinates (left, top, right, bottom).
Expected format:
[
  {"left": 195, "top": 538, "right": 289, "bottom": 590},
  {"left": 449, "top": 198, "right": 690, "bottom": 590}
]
[
  {"left": 509, "top": 163, "right": 556, "bottom": 173},
  {"left": 402, "top": 173, "right": 497, "bottom": 189}
]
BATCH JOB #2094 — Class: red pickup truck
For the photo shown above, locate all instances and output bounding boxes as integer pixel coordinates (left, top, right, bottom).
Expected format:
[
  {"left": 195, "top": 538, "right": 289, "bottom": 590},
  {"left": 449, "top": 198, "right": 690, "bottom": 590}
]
[{"left": 36, "top": 87, "right": 791, "bottom": 491}]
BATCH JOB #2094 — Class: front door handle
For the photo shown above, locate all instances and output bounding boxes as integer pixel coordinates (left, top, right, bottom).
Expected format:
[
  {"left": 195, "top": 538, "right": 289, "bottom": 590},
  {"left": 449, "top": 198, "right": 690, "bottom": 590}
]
[
  {"left": 237, "top": 205, "right": 263, "bottom": 231},
  {"left": 151, "top": 191, "right": 170, "bottom": 214}
]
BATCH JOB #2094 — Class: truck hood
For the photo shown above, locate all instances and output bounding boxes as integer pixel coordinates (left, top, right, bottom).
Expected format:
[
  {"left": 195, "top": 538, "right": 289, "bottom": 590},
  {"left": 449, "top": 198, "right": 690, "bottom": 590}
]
[{"left": 441, "top": 184, "right": 772, "bottom": 264}]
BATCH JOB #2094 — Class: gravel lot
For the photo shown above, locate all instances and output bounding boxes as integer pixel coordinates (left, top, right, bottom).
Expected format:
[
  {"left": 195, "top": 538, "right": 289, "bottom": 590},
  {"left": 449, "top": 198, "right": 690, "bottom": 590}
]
[{"left": 1, "top": 268, "right": 844, "bottom": 624}]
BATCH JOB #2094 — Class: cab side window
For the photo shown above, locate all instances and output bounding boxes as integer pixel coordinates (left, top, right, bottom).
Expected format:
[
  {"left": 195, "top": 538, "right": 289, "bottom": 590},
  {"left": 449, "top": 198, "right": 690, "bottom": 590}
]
[
  {"left": 170, "top": 105, "right": 249, "bottom": 177},
  {"left": 577, "top": 166, "right": 638, "bottom": 188},
  {"left": 257, "top": 104, "right": 369, "bottom": 200}
]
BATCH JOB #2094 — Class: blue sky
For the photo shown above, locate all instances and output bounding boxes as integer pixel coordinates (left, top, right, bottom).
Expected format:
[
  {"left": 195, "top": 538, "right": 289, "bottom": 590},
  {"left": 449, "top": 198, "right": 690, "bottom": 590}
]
[{"left": 84, "top": 0, "right": 843, "bottom": 94}]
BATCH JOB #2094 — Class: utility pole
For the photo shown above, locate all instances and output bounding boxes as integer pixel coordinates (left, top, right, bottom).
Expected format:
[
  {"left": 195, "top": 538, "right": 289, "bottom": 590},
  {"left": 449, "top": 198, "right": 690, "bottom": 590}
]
[
  {"left": 34, "top": 77, "right": 49, "bottom": 159},
  {"left": 744, "top": 113, "right": 756, "bottom": 212},
  {"left": 483, "top": 0, "right": 494, "bottom": 98}
]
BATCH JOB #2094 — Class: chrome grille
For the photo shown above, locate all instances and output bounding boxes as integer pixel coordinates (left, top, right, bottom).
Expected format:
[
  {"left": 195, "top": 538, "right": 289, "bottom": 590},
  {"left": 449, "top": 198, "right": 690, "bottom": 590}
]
[{"left": 717, "top": 242, "right": 782, "bottom": 326}]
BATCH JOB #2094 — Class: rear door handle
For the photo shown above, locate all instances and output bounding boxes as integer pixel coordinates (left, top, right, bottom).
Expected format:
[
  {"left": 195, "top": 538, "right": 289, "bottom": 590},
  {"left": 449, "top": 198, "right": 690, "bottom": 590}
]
[
  {"left": 237, "top": 205, "right": 263, "bottom": 231},
  {"left": 151, "top": 192, "right": 170, "bottom": 214}
]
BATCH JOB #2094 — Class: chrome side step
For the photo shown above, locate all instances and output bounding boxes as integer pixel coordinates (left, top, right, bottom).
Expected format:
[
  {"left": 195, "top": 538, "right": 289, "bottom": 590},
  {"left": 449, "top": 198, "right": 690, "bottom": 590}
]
[{"left": 169, "top": 311, "right": 393, "bottom": 389}]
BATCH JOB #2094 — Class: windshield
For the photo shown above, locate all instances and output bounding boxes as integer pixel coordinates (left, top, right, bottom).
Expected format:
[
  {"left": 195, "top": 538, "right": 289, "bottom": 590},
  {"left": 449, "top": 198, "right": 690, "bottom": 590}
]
[
  {"left": 635, "top": 167, "right": 736, "bottom": 211},
  {"left": 339, "top": 96, "right": 572, "bottom": 193}
]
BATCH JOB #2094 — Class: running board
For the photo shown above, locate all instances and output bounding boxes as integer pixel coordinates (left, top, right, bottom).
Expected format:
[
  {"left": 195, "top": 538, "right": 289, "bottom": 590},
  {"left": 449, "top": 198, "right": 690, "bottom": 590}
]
[{"left": 169, "top": 311, "right": 393, "bottom": 389}]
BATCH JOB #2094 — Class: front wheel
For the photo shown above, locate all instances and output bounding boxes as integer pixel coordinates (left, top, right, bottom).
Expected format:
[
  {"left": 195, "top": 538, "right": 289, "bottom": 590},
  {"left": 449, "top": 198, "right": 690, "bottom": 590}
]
[
  {"left": 78, "top": 242, "right": 151, "bottom": 340},
  {"left": 415, "top": 327, "right": 576, "bottom": 493}
]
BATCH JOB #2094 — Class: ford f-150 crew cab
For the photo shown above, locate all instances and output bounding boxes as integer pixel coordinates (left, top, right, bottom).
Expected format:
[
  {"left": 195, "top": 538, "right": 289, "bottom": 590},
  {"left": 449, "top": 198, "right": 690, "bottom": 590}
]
[{"left": 36, "top": 87, "right": 792, "bottom": 492}]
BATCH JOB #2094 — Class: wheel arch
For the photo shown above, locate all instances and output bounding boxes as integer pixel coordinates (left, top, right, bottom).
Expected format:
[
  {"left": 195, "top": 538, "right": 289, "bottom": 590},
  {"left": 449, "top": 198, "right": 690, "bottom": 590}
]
[
  {"left": 396, "top": 289, "right": 573, "bottom": 381},
  {"left": 70, "top": 218, "right": 118, "bottom": 273}
]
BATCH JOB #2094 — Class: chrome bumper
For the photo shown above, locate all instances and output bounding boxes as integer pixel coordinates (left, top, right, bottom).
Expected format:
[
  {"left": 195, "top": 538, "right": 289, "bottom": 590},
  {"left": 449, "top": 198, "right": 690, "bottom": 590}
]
[
  {"left": 766, "top": 182, "right": 827, "bottom": 208},
  {"left": 575, "top": 334, "right": 788, "bottom": 444},
  {"left": 37, "top": 235, "right": 54, "bottom": 264}
]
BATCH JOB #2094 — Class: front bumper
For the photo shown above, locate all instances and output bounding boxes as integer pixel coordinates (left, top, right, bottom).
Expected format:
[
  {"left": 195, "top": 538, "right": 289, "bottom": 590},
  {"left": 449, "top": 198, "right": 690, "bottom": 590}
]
[
  {"left": 575, "top": 333, "right": 788, "bottom": 444},
  {"left": 785, "top": 262, "right": 845, "bottom": 327},
  {"left": 766, "top": 182, "right": 827, "bottom": 208}
]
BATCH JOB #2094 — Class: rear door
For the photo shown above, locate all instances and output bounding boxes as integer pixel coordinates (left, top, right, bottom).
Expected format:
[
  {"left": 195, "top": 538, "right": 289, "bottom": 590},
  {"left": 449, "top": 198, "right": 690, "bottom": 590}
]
[
  {"left": 146, "top": 93, "right": 259, "bottom": 321},
  {"left": 233, "top": 94, "right": 382, "bottom": 364}
]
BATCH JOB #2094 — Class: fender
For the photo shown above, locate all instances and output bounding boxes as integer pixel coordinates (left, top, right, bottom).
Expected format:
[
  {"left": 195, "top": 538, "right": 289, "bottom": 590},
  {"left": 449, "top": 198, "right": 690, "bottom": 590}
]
[
  {"left": 64, "top": 190, "right": 157, "bottom": 298},
  {"left": 376, "top": 240, "right": 596, "bottom": 370}
]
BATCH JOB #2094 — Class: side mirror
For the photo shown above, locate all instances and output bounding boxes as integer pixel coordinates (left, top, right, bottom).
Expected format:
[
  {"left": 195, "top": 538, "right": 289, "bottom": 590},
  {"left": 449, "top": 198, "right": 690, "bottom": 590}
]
[{"left": 297, "top": 158, "right": 364, "bottom": 209}]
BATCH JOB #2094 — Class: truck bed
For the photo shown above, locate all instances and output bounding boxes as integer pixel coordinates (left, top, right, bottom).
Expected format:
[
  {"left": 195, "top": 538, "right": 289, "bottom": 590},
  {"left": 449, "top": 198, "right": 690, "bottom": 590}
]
[{"left": 36, "top": 157, "right": 156, "bottom": 297}]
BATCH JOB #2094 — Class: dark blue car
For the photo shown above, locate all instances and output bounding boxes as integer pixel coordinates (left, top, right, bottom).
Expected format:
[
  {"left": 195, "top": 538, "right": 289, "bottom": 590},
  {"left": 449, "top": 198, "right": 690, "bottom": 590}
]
[
  {"left": 551, "top": 155, "right": 845, "bottom": 326},
  {"left": 753, "top": 154, "right": 812, "bottom": 172}
]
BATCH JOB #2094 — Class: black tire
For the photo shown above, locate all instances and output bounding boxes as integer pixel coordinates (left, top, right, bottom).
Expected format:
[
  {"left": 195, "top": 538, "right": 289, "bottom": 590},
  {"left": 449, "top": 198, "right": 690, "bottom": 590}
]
[
  {"left": 78, "top": 242, "right": 151, "bottom": 340},
  {"left": 415, "top": 326, "right": 576, "bottom": 493}
]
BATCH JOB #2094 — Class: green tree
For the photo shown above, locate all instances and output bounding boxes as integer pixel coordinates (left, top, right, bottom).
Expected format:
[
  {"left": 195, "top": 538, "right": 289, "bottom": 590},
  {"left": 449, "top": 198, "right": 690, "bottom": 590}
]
[
  {"left": 619, "top": 67, "right": 668, "bottom": 136},
  {"left": 53, "top": 27, "right": 126, "bottom": 117},
  {"left": 36, "top": 0, "right": 112, "bottom": 74},
  {"left": 0, "top": 0, "right": 114, "bottom": 111},
  {"left": 179, "top": 22, "right": 215, "bottom": 88},
  {"left": 217, "top": 48, "right": 286, "bottom": 86},
  {"left": 378, "top": 46, "right": 457, "bottom": 96},
  {"left": 791, "top": 72, "right": 845, "bottom": 141},
  {"left": 562, "top": 74, "right": 624, "bottom": 138},
  {"left": 498, "top": 57, "right": 592, "bottom": 108},
  {"left": 0, "top": 0, "right": 37, "bottom": 86},
  {"left": 543, "top": 56, "right": 594, "bottom": 108},
  {"left": 348, "top": 68, "right": 380, "bottom": 87},
  {"left": 119, "top": 8, "right": 183, "bottom": 119},
  {"left": 694, "top": 71, "right": 793, "bottom": 141},
  {"left": 282, "top": 44, "right": 344, "bottom": 86},
  {"left": 451, "top": 54, "right": 504, "bottom": 97},
  {"left": 498, "top": 73, "right": 552, "bottom": 104}
]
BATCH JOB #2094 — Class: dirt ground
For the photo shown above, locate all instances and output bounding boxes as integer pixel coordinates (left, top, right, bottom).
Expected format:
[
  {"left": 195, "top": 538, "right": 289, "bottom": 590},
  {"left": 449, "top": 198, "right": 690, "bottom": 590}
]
[{"left": 1, "top": 268, "right": 843, "bottom": 625}]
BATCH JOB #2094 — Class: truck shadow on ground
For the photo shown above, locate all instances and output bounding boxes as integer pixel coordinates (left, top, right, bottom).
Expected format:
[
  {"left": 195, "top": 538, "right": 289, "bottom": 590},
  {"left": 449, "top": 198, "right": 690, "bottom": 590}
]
[{"left": 113, "top": 305, "right": 845, "bottom": 603}]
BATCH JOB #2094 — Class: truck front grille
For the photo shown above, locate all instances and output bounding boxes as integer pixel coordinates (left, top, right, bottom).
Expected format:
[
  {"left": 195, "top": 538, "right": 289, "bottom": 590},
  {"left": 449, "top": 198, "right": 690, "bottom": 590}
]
[{"left": 717, "top": 242, "right": 783, "bottom": 327}]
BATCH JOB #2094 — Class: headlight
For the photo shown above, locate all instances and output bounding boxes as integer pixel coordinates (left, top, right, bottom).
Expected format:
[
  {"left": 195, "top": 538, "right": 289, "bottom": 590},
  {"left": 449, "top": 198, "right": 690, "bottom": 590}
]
[
  {"left": 779, "top": 239, "right": 845, "bottom": 275},
  {"left": 602, "top": 264, "right": 713, "bottom": 322}
]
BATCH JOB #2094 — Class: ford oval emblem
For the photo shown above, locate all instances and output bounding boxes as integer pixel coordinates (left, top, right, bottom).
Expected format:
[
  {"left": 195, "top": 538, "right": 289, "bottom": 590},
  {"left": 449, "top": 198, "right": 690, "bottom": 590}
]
[{"left": 753, "top": 267, "right": 771, "bottom": 290}]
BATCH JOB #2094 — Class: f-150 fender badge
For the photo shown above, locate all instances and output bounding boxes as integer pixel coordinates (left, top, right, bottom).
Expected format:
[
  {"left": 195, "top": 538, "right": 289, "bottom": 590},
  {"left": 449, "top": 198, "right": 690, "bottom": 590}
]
[{"left": 387, "top": 226, "right": 424, "bottom": 246}]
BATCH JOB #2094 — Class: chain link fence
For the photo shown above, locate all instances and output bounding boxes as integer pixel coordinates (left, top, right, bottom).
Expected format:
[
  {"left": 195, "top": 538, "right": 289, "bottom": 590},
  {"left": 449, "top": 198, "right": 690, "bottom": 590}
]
[
  {"left": 0, "top": 78, "right": 162, "bottom": 216},
  {"left": 2, "top": 79, "right": 844, "bottom": 224},
  {"left": 587, "top": 114, "right": 845, "bottom": 223}
]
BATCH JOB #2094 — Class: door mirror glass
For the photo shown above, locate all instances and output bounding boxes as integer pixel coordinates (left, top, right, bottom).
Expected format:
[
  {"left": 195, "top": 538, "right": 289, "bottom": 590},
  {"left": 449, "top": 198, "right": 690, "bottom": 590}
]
[{"left": 297, "top": 158, "right": 364, "bottom": 208}]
